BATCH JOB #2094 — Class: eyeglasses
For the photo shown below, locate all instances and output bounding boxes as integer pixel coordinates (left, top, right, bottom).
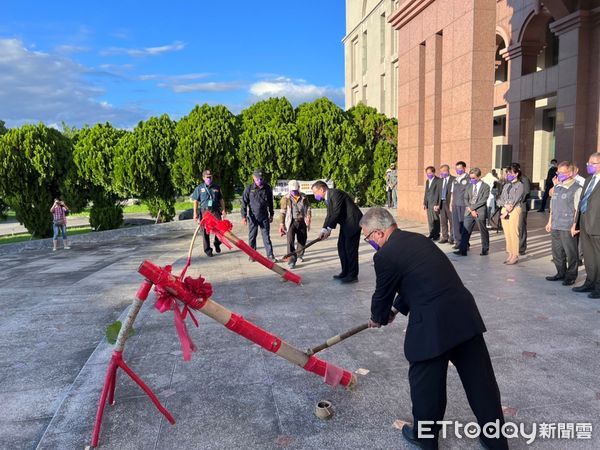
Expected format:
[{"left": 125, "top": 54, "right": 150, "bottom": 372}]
[{"left": 363, "top": 230, "right": 380, "bottom": 243}]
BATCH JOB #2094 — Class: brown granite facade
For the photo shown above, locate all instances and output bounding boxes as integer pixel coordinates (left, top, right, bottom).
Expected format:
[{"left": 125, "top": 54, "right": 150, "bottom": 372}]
[{"left": 390, "top": 0, "right": 600, "bottom": 221}]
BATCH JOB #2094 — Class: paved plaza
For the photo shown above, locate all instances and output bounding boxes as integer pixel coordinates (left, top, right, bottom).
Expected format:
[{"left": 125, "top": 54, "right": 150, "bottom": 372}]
[{"left": 0, "top": 211, "right": 598, "bottom": 449}]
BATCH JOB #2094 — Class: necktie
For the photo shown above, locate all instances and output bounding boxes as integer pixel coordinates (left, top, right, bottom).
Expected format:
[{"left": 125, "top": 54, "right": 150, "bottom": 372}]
[
  {"left": 580, "top": 176, "right": 597, "bottom": 214},
  {"left": 473, "top": 184, "right": 478, "bottom": 199},
  {"left": 442, "top": 179, "right": 447, "bottom": 200}
]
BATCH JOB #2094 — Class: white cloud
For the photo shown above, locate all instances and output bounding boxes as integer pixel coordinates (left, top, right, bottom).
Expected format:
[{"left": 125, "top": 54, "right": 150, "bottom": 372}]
[
  {"left": 55, "top": 44, "right": 90, "bottom": 54},
  {"left": 0, "top": 38, "right": 147, "bottom": 128},
  {"left": 100, "top": 40, "right": 186, "bottom": 57},
  {"left": 164, "top": 81, "right": 242, "bottom": 93},
  {"left": 249, "top": 77, "right": 344, "bottom": 106}
]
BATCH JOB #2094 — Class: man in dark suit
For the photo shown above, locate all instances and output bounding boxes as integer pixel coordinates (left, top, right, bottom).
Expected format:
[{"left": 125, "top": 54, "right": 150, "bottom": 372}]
[
  {"left": 437, "top": 164, "right": 454, "bottom": 244},
  {"left": 311, "top": 181, "right": 363, "bottom": 284},
  {"left": 572, "top": 152, "right": 600, "bottom": 299},
  {"left": 423, "top": 166, "right": 441, "bottom": 240},
  {"left": 455, "top": 168, "right": 490, "bottom": 256},
  {"left": 538, "top": 159, "right": 557, "bottom": 212},
  {"left": 360, "top": 208, "right": 507, "bottom": 450}
]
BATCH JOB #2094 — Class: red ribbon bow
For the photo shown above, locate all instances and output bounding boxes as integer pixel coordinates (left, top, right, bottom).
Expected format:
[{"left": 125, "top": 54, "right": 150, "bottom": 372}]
[{"left": 153, "top": 265, "right": 213, "bottom": 361}]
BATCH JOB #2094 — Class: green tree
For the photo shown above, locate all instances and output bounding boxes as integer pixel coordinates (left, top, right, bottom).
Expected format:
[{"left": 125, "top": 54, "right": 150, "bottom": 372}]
[
  {"left": 73, "top": 123, "right": 127, "bottom": 230},
  {"left": 0, "top": 120, "right": 7, "bottom": 136},
  {"left": 114, "top": 115, "right": 178, "bottom": 222},
  {"left": 238, "top": 97, "right": 302, "bottom": 186},
  {"left": 296, "top": 98, "right": 346, "bottom": 180},
  {"left": 347, "top": 104, "right": 398, "bottom": 205},
  {"left": 0, "top": 123, "right": 72, "bottom": 237},
  {"left": 172, "top": 104, "right": 238, "bottom": 207}
]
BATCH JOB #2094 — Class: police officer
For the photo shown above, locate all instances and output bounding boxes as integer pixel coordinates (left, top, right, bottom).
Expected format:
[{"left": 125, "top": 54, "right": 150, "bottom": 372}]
[
  {"left": 241, "top": 169, "right": 277, "bottom": 262},
  {"left": 192, "top": 169, "right": 226, "bottom": 257}
]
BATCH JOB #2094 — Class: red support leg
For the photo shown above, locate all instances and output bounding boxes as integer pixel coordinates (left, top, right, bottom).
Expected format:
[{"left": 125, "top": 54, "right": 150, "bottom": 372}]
[{"left": 90, "top": 351, "right": 175, "bottom": 447}]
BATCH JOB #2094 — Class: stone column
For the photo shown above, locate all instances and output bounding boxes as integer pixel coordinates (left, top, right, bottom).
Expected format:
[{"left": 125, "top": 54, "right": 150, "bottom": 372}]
[{"left": 550, "top": 10, "right": 592, "bottom": 167}]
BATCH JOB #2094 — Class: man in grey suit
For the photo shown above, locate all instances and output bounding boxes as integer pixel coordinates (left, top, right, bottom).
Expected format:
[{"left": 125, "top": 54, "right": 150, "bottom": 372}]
[
  {"left": 455, "top": 168, "right": 490, "bottom": 256},
  {"left": 451, "top": 161, "right": 469, "bottom": 249},
  {"left": 423, "top": 166, "right": 441, "bottom": 240},
  {"left": 572, "top": 152, "right": 600, "bottom": 299},
  {"left": 437, "top": 164, "right": 455, "bottom": 244}
]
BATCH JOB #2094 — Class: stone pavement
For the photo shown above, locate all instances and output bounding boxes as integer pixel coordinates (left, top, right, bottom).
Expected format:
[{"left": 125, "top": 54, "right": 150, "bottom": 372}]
[{"left": 0, "top": 210, "right": 598, "bottom": 449}]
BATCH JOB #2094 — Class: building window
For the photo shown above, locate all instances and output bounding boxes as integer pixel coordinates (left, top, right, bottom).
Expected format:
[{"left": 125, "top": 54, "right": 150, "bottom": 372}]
[
  {"left": 351, "top": 37, "right": 359, "bottom": 83},
  {"left": 362, "top": 84, "right": 367, "bottom": 104},
  {"left": 352, "top": 87, "right": 359, "bottom": 106},
  {"left": 380, "top": 13, "right": 386, "bottom": 63},
  {"left": 362, "top": 31, "right": 368, "bottom": 75},
  {"left": 380, "top": 74, "right": 386, "bottom": 113},
  {"left": 495, "top": 35, "right": 508, "bottom": 84}
]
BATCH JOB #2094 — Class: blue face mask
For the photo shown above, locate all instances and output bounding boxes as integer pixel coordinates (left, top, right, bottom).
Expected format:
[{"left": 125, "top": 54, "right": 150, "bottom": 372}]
[
  {"left": 368, "top": 240, "right": 380, "bottom": 251},
  {"left": 314, "top": 194, "right": 323, "bottom": 201},
  {"left": 290, "top": 190, "right": 299, "bottom": 196}
]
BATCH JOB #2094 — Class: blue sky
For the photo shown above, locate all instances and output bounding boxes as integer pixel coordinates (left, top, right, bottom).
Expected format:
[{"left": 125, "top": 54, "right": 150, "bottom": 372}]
[{"left": 0, "top": 0, "right": 346, "bottom": 129}]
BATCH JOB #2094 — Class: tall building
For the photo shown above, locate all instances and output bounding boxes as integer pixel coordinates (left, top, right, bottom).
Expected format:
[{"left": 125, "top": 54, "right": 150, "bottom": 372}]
[
  {"left": 343, "top": 0, "right": 400, "bottom": 117},
  {"left": 384, "top": 0, "right": 599, "bottom": 221}
]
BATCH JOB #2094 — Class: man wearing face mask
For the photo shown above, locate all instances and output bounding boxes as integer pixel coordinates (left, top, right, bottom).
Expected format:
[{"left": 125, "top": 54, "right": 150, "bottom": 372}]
[
  {"left": 311, "top": 180, "right": 363, "bottom": 284},
  {"left": 279, "top": 180, "right": 312, "bottom": 269},
  {"left": 241, "top": 169, "right": 277, "bottom": 262},
  {"left": 571, "top": 152, "right": 600, "bottom": 299},
  {"left": 437, "top": 164, "right": 454, "bottom": 244},
  {"left": 455, "top": 168, "right": 490, "bottom": 257},
  {"left": 360, "top": 208, "right": 507, "bottom": 450},
  {"left": 544, "top": 161, "right": 581, "bottom": 285},
  {"left": 450, "top": 161, "right": 468, "bottom": 249},
  {"left": 423, "top": 166, "right": 441, "bottom": 241},
  {"left": 192, "top": 169, "right": 227, "bottom": 257}
]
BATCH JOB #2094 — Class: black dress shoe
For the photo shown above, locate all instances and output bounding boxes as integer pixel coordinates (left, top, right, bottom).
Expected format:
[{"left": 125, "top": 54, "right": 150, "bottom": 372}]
[
  {"left": 448, "top": 240, "right": 455, "bottom": 245},
  {"left": 214, "top": 242, "right": 221, "bottom": 253},
  {"left": 401, "top": 425, "right": 436, "bottom": 450},
  {"left": 545, "top": 274, "right": 565, "bottom": 281},
  {"left": 453, "top": 250, "right": 467, "bottom": 256},
  {"left": 205, "top": 250, "right": 214, "bottom": 257},
  {"left": 588, "top": 291, "right": 600, "bottom": 299},
  {"left": 438, "top": 239, "right": 448, "bottom": 244},
  {"left": 480, "top": 250, "right": 488, "bottom": 256},
  {"left": 572, "top": 284, "right": 594, "bottom": 293},
  {"left": 332, "top": 273, "right": 347, "bottom": 279},
  {"left": 340, "top": 276, "right": 358, "bottom": 284},
  {"left": 562, "top": 279, "right": 576, "bottom": 286}
]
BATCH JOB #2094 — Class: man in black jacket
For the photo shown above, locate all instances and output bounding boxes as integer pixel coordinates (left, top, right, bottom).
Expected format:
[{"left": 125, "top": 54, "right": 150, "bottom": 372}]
[
  {"left": 311, "top": 181, "right": 363, "bottom": 283},
  {"left": 241, "top": 169, "right": 276, "bottom": 261},
  {"left": 360, "top": 208, "right": 507, "bottom": 450},
  {"left": 538, "top": 159, "right": 557, "bottom": 212},
  {"left": 423, "top": 166, "right": 441, "bottom": 240}
]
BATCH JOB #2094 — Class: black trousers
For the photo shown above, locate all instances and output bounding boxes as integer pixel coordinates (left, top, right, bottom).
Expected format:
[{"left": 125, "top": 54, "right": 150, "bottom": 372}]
[
  {"left": 408, "top": 334, "right": 508, "bottom": 450},
  {"left": 451, "top": 205, "right": 466, "bottom": 246},
  {"left": 580, "top": 214, "right": 600, "bottom": 292},
  {"left": 286, "top": 219, "right": 307, "bottom": 264},
  {"left": 551, "top": 229, "right": 579, "bottom": 281},
  {"left": 427, "top": 206, "right": 440, "bottom": 239},
  {"left": 439, "top": 199, "right": 453, "bottom": 242},
  {"left": 539, "top": 186, "right": 552, "bottom": 211},
  {"left": 248, "top": 216, "right": 274, "bottom": 258},
  {"left": 200, "top": 209, "right": 221, "bottom": 253},
  {"left": 519, "top": 206, "right": 528, "bottom": 254},
  {"left": 337, "top": 228, "right": 360, "bottom": 278},
  {"left": 460, "top": 213, "right": 489, "bottom": 253}
]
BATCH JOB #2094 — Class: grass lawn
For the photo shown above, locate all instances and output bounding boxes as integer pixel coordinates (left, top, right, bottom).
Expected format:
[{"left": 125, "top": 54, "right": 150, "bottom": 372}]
[{"left": 0, "top": 226, "right": 93, "bottom": 245}]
